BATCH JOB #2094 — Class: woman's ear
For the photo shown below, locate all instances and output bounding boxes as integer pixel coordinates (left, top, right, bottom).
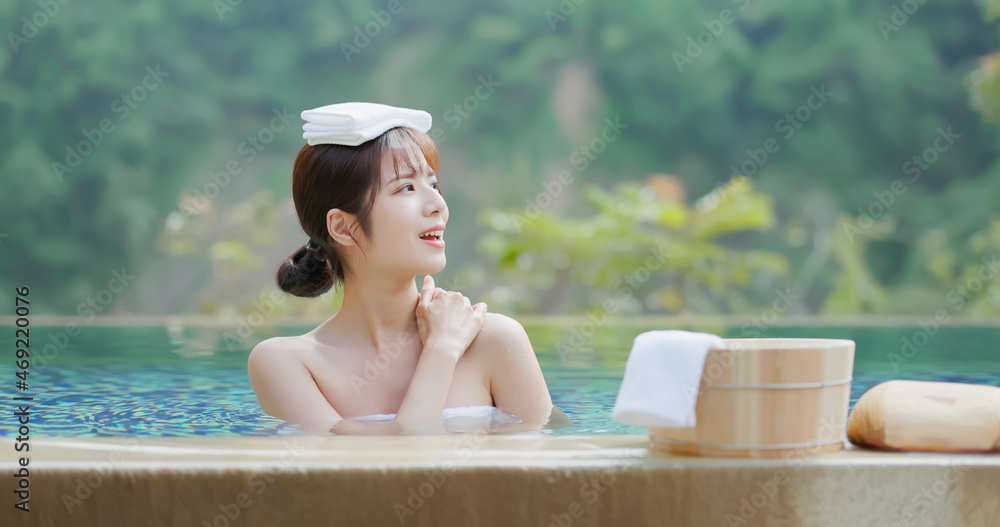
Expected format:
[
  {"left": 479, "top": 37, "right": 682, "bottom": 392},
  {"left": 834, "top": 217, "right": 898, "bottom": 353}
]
[{"left": 327, "top": 209, "right": 357, "bottom": 247}]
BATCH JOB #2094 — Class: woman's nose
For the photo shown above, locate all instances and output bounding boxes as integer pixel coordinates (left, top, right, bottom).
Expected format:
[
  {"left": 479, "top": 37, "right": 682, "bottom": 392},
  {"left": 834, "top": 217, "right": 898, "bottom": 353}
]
[{"left": 424, "top": 184, "right": 446, "bottom": 214}]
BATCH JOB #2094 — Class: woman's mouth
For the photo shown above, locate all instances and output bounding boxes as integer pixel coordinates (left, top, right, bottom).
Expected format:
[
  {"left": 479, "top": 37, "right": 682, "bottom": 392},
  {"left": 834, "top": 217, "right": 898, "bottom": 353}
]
[{"left": 418, "top": 230, "right": 445, "bottom": 248}]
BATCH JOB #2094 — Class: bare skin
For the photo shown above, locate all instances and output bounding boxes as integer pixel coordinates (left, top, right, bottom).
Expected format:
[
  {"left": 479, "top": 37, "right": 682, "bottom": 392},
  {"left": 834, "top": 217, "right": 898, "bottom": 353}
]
[
  {"left": 248, "top": 146, "right": 553, "bottom": 434},
  {"left": 251, "top": 303, "right": 553, "bottom": 435}
]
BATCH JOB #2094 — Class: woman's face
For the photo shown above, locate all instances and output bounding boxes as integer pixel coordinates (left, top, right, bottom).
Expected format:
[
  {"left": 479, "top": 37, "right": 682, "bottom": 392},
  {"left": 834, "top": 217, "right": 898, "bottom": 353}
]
[{"left": 362, "top": 147, "right": 448, "bottom": 275}]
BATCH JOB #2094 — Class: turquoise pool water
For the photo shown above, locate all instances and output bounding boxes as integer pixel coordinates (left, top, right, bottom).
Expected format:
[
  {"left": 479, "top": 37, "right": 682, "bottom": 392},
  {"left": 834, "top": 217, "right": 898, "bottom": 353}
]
[{"left": 1, "top": 323, "right": 997, "bottom": 437}]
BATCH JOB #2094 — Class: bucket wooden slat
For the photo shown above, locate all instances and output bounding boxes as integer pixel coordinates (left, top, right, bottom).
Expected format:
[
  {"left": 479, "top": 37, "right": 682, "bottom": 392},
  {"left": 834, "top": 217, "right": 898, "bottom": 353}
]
[{"left": 649, "top": 338, "right": 855, "bottom": 458}]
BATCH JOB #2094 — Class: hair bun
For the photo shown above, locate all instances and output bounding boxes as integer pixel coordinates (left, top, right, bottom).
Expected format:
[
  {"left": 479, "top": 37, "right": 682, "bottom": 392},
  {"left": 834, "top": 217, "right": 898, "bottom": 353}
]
[
  {"left": 304, "top": 241, "right": 320, "bottom": 258},
  {"left": 276, "top": 243, "right": 334, "bottom": 297}
]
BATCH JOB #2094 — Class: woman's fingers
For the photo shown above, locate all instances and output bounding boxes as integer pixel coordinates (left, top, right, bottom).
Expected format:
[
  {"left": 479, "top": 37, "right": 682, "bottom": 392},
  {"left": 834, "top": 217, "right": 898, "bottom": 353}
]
[
  {"left": 419, "top": 276, "right": 435, "bottom": 308},
  {"left": 420, "top": 278, "right": 488, "bottom": 323}
]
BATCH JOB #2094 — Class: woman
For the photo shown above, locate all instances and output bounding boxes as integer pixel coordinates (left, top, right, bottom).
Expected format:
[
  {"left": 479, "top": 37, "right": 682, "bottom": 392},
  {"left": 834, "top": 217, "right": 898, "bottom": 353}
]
[{"left": 247, "top": 104, "right": 554, "bottom": 434}]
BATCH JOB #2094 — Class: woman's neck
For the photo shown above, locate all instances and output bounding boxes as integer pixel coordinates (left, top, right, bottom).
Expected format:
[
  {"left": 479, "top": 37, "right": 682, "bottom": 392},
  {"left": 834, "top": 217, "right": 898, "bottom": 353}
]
[{"left": 324, "top": 273, "right": 421, "bottom": 353}]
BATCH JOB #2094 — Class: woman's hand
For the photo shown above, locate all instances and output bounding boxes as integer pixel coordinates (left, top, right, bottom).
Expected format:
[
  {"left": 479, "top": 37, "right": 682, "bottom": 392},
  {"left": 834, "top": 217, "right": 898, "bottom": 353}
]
[{"left": 415, "top": 275, "right": 487, "bottom": 359}]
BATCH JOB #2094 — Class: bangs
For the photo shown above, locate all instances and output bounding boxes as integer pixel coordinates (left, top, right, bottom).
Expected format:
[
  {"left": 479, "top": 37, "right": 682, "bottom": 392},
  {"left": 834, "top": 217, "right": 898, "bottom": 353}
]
[{"left": 380, "top": 127, "right": 440, "bottom": 178}]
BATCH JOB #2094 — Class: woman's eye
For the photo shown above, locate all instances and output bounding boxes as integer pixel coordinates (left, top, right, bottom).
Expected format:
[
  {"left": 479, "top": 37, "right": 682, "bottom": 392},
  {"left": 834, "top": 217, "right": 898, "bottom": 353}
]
[{"left": 400, "top": 182, "right": 439, "bottom": 192}]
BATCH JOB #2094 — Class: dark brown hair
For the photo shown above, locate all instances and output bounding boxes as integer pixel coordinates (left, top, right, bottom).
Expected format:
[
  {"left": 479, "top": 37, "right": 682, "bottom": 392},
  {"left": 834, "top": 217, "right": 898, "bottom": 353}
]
[{"left": 275, "top": 127, "right": 440, "bottom": 297}]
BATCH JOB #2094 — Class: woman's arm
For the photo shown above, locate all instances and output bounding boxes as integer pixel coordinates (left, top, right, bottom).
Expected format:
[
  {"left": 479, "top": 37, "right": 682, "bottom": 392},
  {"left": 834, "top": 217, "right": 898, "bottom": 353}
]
[
  {"left": 334, "top": 315, "right": 556, "bottom": 435},
  {"left": 389, "top": 275, "right": 488, "bottom": 433},
  {"left": 483, "top": 314, "right": 554, "bottom": 424},
  {"left": 324, "top": 340, "right": 464, "bottom": 435},
  {"left": 247, "top": 338, "right": 344, "bottom": 427},
  {"left": 249, "top": 338, "right": 452, "bottom": 435},
  {"left": 392, "top": 338, "right": 465, "bottom": 432}
]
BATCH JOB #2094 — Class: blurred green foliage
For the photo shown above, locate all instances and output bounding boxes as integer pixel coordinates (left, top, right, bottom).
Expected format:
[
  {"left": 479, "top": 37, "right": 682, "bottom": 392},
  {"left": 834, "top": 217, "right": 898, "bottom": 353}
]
[
  {"left": 1, "top": 0, "right": 998, "bottom": 317},
  {"left": 821, "top": 215, "right": 893, "bottom": 314},
  {"left": 478, "top": 176, "right": 789, "bottom": 314}
]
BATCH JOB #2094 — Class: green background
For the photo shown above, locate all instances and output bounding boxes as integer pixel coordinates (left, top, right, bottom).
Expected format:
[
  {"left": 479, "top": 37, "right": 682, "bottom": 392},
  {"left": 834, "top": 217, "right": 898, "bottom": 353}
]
[{"left": 2, "top": 0, "right": 999, "bottom": 318}]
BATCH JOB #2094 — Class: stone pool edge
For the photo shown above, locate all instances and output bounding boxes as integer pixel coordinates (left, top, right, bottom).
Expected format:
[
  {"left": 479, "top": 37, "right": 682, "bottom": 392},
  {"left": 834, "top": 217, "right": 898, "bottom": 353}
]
[{"left": 2, "top": 435, "right": 999, "bottom": 526}]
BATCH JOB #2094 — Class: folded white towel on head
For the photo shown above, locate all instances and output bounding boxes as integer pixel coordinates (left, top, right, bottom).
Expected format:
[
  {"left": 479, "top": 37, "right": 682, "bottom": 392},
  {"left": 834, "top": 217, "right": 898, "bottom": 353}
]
[
  {"left": 612, "top": 330, "right": 724, "bottom": 429},
  {"left": 301, "top": 102, "right": 432, "bottom": 146}
]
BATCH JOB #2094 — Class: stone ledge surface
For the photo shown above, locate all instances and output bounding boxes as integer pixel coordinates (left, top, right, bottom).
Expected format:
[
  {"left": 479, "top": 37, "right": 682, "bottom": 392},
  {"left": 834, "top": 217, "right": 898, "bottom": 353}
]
[{"left": 2, "top": 435, "right": 999, "bottom": 527}]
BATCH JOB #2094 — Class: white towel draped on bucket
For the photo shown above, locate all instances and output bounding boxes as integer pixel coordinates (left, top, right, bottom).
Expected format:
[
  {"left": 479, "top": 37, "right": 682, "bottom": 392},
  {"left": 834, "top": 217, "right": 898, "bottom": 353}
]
[
  {"left": 612, "top": 330, "right": 724, "bottom": 428},
  {"left": 301, "top": 102, "right": 432, "bottom": 146}
]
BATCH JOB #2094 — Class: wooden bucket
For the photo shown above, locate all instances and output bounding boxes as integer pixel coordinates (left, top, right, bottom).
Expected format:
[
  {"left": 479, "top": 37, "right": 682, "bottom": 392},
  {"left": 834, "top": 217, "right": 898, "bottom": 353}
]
[{"left": 649, "top": 338, "right": 855, "bottom": 458}]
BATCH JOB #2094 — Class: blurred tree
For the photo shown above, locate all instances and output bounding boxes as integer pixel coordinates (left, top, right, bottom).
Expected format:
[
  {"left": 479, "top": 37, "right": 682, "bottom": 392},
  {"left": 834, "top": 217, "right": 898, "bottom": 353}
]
[
  {"left": 1, "top": 0, "right": 997, "bottom": 317},
  {"left": 477, "top": 175, "right": 788, "bottom": 314}
]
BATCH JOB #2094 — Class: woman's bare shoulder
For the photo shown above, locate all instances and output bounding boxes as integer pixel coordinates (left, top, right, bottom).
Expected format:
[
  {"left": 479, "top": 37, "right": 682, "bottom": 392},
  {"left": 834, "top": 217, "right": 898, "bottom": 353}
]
[
  {"left": 249, "top": 334, "right": 310, "bottom": 364},
  {"left": 481, "top": 312, "right": 527, "bottom": 338},
  {"left": 469, "top": 312, "right": 529, "bottom": 356},
  {"left": 253, "top": 335, "right": 304, "bottom": 351},
  {"left": 247, "top": 333, "right": 345, "bottom": 425}
]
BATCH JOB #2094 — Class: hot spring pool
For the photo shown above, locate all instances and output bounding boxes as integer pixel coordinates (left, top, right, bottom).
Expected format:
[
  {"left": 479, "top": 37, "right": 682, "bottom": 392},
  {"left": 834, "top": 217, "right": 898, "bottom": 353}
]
[{"left": 1, "top": 322, "right": 997, "bottom": 437}]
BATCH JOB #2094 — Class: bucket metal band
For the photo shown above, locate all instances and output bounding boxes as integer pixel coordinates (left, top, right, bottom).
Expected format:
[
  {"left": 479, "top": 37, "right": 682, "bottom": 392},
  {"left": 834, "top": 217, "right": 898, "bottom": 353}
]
[
  {"left": 649, "top": 435, "right": 846, "bottom": 451},
  {"left": 702, "top": 377, "right": 853, "bottom": 390}
]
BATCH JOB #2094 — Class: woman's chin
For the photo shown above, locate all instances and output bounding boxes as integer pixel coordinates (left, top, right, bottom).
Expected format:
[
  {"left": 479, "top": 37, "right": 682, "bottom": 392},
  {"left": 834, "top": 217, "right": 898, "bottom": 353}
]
[{"left": 405, "top": 256, "right": 446, "bottom": 274}]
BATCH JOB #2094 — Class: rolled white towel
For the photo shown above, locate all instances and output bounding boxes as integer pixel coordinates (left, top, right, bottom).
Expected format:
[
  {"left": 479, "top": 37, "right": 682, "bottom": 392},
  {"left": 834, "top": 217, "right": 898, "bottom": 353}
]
[
  {"left": 301, "top": 102, "right": 432, "bottom": 146},
  {"left": 611, "top": 330, "right": 723, "bottom": 428}
]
